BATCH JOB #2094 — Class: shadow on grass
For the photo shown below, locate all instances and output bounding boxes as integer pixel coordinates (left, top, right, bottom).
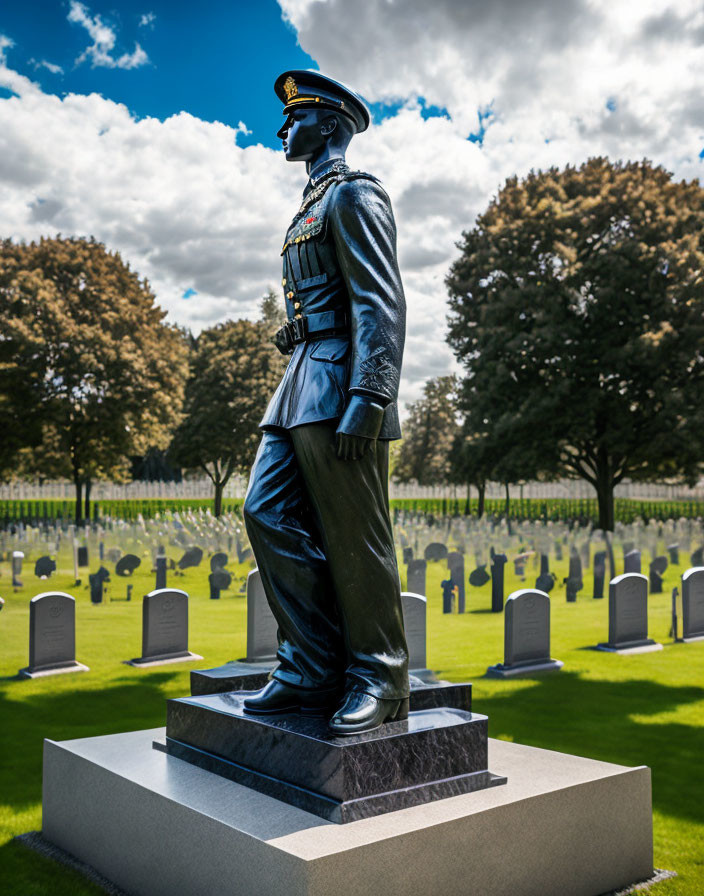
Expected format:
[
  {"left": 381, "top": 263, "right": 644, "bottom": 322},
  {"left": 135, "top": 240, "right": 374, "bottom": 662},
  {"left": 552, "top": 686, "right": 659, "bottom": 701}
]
[
  {"left": 477, "top": 671, "right": 704, "bottom": 825},
  {"left": 0, "top": 672, "right": 182, "bottom": 814}
]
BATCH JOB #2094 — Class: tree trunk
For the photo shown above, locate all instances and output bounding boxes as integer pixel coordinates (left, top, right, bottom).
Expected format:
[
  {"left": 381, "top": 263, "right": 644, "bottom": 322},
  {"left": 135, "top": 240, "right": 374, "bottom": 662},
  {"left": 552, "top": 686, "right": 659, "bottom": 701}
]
[
  {"left": 464, "top": 482, "right": 471, "bottom": 515},
  {"left": 477, "top": 482, "right": 485, "bottom": 519},
  {"left": 73, "top": 474, "right": 83, "bottom": 526},
  {"left": 595, "top": 458, "right": 615, "bottom": 531},
  {"left": 213, "top": 479, "right": 224, "bottom": 518},
  {"left": 84, "top": 477, "right": 91, "bottom": 522},
  {"left": 505, "top": 482, "right": 512, "bottom": 535}
]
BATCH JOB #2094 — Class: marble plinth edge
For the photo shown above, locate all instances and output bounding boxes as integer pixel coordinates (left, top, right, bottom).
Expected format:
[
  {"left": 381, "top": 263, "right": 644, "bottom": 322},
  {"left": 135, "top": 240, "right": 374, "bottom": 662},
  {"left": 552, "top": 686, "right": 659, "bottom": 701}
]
[
  {"left": 594, "top": 642, "right": 663, "bottom": 655},
  {"left": 125, "top": 651, "right": 203, "bottom": 668},
  {"left": 18, "top": 661, "right": 89, "bottom": 679},
  {"left": 680, "top": 634, "right": 704, "bottom": 643},
  {"left": 485, "top": 658, "right": 564, "bottom": 678},
  {"left": 42, "top": 729, "right": 654, "bottom": 896}
]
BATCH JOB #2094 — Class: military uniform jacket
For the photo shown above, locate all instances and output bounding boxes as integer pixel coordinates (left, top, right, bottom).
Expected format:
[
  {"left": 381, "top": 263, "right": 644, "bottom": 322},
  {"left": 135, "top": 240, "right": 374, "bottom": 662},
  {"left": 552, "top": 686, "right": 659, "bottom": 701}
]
[{"left": 260, "top": 158, "right": 405, "bottom": 441}]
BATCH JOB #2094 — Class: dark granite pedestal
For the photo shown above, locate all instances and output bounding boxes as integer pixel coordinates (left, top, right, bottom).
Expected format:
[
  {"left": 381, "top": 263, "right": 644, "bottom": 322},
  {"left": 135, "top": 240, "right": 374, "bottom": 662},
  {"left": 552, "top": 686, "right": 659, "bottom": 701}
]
[
  {"left": 156, "top": 691, "right": 504, "bottom": 823},
  {"left": 190, "top": 663, "right": 471, "bottom": 713}
]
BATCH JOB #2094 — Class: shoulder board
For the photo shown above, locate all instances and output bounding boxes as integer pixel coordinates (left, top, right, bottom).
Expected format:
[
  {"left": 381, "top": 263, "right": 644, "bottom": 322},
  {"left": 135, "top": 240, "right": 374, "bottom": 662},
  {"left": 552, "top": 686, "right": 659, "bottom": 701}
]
[{"left": 339, "top": 170, "right": 382, "bottom": 186}]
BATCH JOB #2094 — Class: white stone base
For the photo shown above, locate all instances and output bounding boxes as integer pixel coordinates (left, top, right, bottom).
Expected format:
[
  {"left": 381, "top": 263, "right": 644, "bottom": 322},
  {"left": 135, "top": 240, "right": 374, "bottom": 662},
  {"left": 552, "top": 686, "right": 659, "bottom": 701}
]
[
  {"left": 42, "top": 728, "right": 653, "bottom": 896},
  {"left": 124, "top": 652, "right": 203, "bottom": 668},
  {"left": 594, "top": 643, "right": 663, "bottom": 655},
  {"left": 485, "top": 659, "right": 564, "bottom": 678},
  {"left": 681, "top": 634, "right": 704, "bottom": 643},
  {"left": 18, "top": 662, "right": 89, "bottom": 679}
]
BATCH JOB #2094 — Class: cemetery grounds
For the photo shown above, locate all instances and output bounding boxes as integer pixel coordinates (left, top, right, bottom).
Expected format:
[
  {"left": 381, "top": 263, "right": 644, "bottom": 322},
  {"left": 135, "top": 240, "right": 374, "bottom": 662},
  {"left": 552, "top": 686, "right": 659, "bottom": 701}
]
[{"left": 0, "top": 532, "right": 703, "bottom": 894}]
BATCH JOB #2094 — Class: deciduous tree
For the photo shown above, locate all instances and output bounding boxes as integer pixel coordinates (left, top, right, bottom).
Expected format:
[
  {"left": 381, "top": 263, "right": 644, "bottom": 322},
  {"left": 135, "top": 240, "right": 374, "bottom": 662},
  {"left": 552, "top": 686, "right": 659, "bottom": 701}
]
[
  {"left": 0, "top": 236, "right": 188, "bottom": 521},
  {"left": 447, "top": 157, "right": 704, "bottom": 530}
]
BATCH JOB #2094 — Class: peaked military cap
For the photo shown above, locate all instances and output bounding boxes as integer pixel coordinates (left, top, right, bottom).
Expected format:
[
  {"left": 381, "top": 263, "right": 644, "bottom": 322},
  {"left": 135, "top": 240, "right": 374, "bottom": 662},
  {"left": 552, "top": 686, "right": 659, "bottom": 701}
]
[{"left": 274, "top": 70, "right": 370, "bottom": 134}]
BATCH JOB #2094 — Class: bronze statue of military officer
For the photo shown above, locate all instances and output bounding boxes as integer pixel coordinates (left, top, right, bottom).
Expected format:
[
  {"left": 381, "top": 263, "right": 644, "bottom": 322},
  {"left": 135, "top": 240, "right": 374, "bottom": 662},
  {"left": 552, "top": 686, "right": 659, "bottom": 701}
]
[{"left": 242, "top": 70, "right": 408, "bottom": 734}]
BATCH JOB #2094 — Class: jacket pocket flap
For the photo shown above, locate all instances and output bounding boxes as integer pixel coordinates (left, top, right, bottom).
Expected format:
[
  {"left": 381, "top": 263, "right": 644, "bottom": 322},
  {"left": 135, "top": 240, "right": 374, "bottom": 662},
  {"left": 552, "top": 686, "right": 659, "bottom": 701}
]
[{"left": 309, "top": 338, "right": 349, "bottom": 363}]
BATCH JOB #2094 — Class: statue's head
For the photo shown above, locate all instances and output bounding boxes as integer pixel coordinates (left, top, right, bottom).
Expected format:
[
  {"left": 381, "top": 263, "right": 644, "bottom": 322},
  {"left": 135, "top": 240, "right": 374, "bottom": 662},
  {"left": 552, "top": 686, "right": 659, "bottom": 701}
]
[{"left": 274, "top": 71, "right": 370, "bottom": 165}]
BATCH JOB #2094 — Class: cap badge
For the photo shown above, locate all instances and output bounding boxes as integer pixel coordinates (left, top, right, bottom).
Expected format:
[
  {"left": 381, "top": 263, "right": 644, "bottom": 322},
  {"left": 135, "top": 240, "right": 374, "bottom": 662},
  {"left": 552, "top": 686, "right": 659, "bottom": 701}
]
[{"left": 283, "top": 76, "right": 298, "bottom": 101}]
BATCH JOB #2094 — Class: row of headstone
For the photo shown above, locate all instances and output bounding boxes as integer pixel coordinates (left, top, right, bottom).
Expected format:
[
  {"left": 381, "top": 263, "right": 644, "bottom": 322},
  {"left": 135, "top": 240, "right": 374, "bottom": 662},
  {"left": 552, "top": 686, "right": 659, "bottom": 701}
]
[{"left": 16, "top": 588, "right": 203, "bottom": 677}]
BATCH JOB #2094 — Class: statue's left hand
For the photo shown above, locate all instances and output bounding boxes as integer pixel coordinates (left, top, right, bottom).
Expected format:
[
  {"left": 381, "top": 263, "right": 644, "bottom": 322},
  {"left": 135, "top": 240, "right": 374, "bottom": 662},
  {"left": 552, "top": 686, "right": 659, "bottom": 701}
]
[{"left": 336, "top": 432, "right": 373, "bottom": 460}]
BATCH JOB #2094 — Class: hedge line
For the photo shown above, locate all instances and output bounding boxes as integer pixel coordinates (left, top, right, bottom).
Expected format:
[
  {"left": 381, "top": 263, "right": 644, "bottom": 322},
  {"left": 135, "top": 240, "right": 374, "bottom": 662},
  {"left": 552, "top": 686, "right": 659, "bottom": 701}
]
[{"left": 0, "top": 496, "right": 702, "bottom": 526}]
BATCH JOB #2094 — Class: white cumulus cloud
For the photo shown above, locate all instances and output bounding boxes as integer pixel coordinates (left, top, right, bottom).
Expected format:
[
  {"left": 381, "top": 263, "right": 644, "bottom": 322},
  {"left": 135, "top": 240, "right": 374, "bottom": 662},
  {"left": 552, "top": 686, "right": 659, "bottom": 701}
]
[{"left": 68, "top": 1, "right": 149, "bottom": 70}]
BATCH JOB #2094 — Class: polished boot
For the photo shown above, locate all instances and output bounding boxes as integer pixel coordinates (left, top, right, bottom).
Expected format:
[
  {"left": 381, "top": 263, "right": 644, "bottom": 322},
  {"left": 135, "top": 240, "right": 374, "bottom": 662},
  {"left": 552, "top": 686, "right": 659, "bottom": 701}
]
[
  {"left": 243, "top": 679, "right": 339, "bottom": 716},
  {"left": 328, "top": 690, "right": 409, "bottom": 735}
]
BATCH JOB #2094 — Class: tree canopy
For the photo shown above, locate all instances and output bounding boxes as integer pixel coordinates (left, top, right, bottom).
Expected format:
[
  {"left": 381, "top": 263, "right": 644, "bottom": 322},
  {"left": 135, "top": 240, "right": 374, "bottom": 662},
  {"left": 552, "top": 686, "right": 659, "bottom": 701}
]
[
  {"left": 169, "top": 313, "right": 285, "bottom": 515},
  {"left": 0, "top": 236, "right": 188, "bottom": 520},
  {"left": 446, "top": 157, "right": 704, "bottom": 529},
  {"left": 393, "top": 375, "right": 460, "bottom": 486}
]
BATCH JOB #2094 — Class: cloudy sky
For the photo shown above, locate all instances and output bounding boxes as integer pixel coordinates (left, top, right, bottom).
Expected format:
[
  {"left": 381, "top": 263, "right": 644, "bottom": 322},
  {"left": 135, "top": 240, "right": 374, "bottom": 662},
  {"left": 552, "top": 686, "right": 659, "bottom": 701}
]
[{"left": 1, "top": 0, "right": 703, "bottom": 408}]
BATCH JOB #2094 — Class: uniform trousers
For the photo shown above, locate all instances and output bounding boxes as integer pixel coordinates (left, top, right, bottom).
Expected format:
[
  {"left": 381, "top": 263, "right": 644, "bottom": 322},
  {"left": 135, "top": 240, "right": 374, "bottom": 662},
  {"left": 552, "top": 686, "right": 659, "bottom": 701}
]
[{"left": 243, "top": 422, "right": 409, "bottom": 700}]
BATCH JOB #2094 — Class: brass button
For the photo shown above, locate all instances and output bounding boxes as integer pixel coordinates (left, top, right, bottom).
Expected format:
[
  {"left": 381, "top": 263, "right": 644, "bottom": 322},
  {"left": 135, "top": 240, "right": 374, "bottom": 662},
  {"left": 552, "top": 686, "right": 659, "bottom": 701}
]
[
  {"left": 287, "top": 291, "right": 294, "bottom": 299},
  {"left": 282, "top": 278, "right": 286, "bottom": 286},
  {"left": 294, "top": 302, "right": 301, "bottom": 310}
]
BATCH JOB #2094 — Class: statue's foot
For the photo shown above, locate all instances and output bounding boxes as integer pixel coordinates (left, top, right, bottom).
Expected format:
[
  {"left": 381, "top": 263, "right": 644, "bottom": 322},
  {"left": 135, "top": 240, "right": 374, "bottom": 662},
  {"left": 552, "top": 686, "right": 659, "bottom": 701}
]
[
  {"left": 243, "top": 679, "right": 338, "bottom": 716},
  {"left": 328, "top": 691, "right": 409, "bottom": 735}
]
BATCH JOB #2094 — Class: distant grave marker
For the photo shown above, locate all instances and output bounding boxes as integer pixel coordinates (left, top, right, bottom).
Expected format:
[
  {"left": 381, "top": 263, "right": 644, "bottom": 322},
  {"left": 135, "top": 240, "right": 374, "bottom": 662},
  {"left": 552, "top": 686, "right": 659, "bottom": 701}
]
[
  {"left": 490, "top": 548, "right": 507, "bottom": 613},
  {"left": 126, "top": 589, "right": 202, "bottom": 667},
  {"left": 245, "top": 569, "right": 279, "bottom": 662},
  {"left": 592, "top": 551, "right": 607, "bottom": 599},
  {"left": 424, "top": 542, "right": 448, "bottom": 562},
  {"left": 624, "top": 550, "right": 642, "bottom": 575},
  {"left": 18, "top": 592, "right": 89, "bottom": 678},
  {"left": 681, "top": 567, "right": 704, "bottom": 642},
  {"left": 486, "top": 589, "right": 563, "bottom": 677},
  {"left": 595, "top": 573, "right": 662, "bottom": 654},
  {"left": 116, "top": 554, "right": 141, "bottom": 577},
  {"left": 34, "top": 556, "right": 56, "bottom": 579},
  {"left": 407, "top": 559, "right": 427, "bottom": 596}
]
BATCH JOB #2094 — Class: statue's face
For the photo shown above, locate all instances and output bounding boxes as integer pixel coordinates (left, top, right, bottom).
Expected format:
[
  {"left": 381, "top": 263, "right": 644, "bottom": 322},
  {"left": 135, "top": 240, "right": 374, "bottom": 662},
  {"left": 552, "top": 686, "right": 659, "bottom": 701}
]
[{"left": 277, "top": 108, "right": 326, "bottom": 162}]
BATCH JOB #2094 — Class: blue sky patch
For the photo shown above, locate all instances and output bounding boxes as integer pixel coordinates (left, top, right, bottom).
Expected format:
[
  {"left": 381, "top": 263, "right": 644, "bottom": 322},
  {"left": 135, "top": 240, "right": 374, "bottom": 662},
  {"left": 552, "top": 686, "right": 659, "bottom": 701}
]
[{"left": 182, "top": 288, "right": 197, "bottom": 299}]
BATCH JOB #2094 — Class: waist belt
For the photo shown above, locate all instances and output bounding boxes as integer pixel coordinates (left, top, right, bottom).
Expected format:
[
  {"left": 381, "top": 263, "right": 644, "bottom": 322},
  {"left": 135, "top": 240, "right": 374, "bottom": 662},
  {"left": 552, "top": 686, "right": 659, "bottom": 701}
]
[{"left": 275, "top": 310, "right": 349, "bottom": 354}]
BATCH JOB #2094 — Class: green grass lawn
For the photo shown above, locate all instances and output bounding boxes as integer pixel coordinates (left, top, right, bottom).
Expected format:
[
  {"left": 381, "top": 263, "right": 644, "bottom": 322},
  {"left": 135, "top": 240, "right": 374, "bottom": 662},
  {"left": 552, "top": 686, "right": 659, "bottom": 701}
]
[{"left": 1, "top": 543, "right": 703, "bottom": 894}]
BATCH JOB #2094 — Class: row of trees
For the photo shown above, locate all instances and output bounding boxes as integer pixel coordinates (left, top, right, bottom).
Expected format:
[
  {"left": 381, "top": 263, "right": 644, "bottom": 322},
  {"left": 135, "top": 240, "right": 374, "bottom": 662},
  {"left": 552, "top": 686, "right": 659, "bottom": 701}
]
[
  {"left": 3, "top": 158, "right": 703, "bottom": 530},
  {"left": 0, "top": 236, "right": 285, "bottom": 521},
  {"left": 396, "top": 158, "right": 704, "bottom": 530}
]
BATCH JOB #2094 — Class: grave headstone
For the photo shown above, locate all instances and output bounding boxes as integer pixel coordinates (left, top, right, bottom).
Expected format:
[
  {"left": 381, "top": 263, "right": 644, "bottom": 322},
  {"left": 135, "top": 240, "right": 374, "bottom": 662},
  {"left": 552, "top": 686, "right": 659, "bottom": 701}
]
[
  {"left": 18, "top": 592, "right": 89, "bottom": 678},
  {"left": 12, "top": 551, "right": 24, "bottom": 587},
  {"left": 535, "top": 554, "right": 555, "bottom": 593},
  {"left": 681, "top": 567, "right": 704, "bottom": 642},
  {"left": 667, "top": 543, "right": 679, "bottom": 566},
  {"left": 649, "top": 556, "right": 668, "bottom": 594},
  {"left": 34, "top": 556, "right": 56, "bottom": 579},
  {"left": 178, "top": 546, "right": 204, "bottom": 570},
  {"left": 402, "top": 547, "right": 414, "bottom": 565},
  {"left": 564, "top": 549, "right": 583, "bottom": 602},
  {"left": 424, "top": 542, "right": 448, "bottom": 562},
  {"left": 447, "top": 551, "right": 465, "bottom": 613},
  {"left": 441, "top": 578, "right": 454, "bottom": 614},
  {"left": 669, "top": 586, "right": 679, "bottom": 640},
  {"left": 469, "top": 565, "right": 490, "bottom": 587},
  {"left": 401, "top": 592, "right": 429, "bottom": 675},
  {"left": 0, "top": 596, "right": 4, "bottom": 611},
  {"left": 89, "top": 566, "right": 110, "bottom": 604},
  {"left": 77, "top": 546, "right": 89, "bottom": 568},
  {"left": 245, "top": 569, "right": 279, "bottom": 662},
  {"left": 490, "top": 549, "right": 507, "bottom": 613},
  {"left": 209, "top": 568, "right": 232, "bottom": 600},
  {"left": 593, "top": 551, "right": 607, "bottom": 599},
  {"left": 580, "top": 541, "right": 590, "bottom": 571},
  {"left": 624, "top": 550, "right": 641, "bottom": 575},
  {"left": 127, "top": 589, "right": 202, "bottom": 666},
  {"left": 595, "top": 573, "right": 662, "bottom": 654},
  {"left": 486, "top": 589, "right": 563, "bottom": 677},
  {"left": 116, "top": 554, "right": 141, "bottom": 577},
  {"left": 690, "top": 546, "right": 704, "bottom": 567},
  {"left": 407, "top": 559, "right": 427, "bottom": 596},
  {"left": 235, "top": 533, "right": 252, "bottom": 565},
  {"left": 155, "top": 550, "right": 167, "bottom": 590}
]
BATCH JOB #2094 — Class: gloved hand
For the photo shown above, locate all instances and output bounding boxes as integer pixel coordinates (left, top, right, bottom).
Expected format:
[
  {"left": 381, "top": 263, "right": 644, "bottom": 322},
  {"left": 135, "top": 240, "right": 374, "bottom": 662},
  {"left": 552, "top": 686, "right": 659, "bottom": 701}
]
[{"left": 335, "top": 395, "right": 385, "bottom": 461}]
